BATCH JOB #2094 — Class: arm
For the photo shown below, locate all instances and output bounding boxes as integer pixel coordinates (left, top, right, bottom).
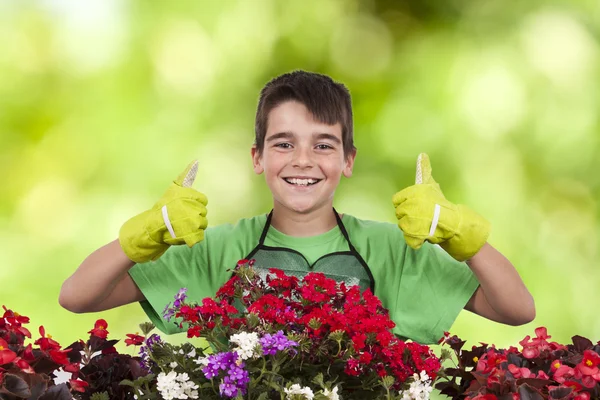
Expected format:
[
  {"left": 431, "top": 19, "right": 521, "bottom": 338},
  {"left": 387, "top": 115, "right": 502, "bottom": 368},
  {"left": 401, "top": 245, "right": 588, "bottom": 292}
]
[
  {"left": 59, "top": 239, "right": 144, "bottom": 313},
  {"left": 464, "top": 242, "right": 535, "bottom": 325},
  {"left": 60, "top": 160, "right": 208, "bottom": 314}
]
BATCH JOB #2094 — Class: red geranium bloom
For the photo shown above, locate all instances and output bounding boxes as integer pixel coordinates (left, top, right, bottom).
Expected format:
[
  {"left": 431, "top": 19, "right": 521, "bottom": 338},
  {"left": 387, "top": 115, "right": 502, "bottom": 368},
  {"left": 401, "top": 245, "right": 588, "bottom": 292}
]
[
  {"left": 70, "top": 379, "right": 89, "bottom": 392},
  {"left": 125, "top": 333, "right": 145, "bottom": 346},
  {"left": 0, "top": 338, "right": 17, "bottom": 365},
  {"left": 88, "top": 319, "right": 109, "bottom": 339}
]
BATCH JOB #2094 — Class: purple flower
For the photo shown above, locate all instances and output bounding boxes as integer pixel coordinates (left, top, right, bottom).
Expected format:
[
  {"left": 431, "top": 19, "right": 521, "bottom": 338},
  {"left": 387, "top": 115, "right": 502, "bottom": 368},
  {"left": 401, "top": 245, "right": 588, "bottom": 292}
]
[
  {"left": 173, "top": 287, "right": 188, "bottom": 308},
  {"left": 201, "top": 351, "right": 249, "bottom": 396},
  {"left": 219, "top": 381, "right": 239, "bottom": 398},
  {"left": 162, "top": 288, "right": 188, "bottom": 321},
  {"left": 138, "top": 333, "right": 163, "bottom": 372},
  {"left": 260, "top": 331, "right": 298, "bottom": 356},
  {"left": 202, "top": 352, "right": 239, "bottom": 379},
  {"left": 162, "top": 303, "right": 176, "bottom": 322}
]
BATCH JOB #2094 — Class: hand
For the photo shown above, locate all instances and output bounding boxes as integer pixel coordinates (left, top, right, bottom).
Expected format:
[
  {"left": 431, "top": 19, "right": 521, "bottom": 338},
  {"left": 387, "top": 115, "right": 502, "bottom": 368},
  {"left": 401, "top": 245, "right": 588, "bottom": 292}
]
[
  {"left": 392, "top": 153, "right": 490, "bottom": 261},
  {"left": 118, "top": 160, "right": 208, "bottom": 263}
]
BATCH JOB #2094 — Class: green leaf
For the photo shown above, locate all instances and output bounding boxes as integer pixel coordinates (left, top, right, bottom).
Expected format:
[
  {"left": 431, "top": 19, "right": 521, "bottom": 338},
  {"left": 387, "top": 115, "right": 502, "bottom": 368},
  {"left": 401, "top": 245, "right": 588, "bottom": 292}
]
[
  {"left": 119, "top": 379, "right": 135, "bottom": 387},
  {"left": 90, "top": 392, "right": 110, "bottom": 400},
  {"left": 311, "top": 373, "right": 325, "bottom": 388},
  {"left": 139, "top": 322, "right": 156, "bottom": 336}
]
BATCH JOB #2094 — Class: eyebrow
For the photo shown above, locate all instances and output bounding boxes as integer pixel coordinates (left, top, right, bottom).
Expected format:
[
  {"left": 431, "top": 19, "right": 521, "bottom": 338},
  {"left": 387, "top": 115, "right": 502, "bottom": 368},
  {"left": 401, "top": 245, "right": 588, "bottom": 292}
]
[{"left": 266, "top": 131, "right": 342, "bottom": 144}]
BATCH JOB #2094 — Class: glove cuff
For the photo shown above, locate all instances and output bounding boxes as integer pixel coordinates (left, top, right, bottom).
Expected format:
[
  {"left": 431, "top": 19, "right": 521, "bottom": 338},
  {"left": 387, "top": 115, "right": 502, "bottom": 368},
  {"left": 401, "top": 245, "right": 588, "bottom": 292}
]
[
  {"left": 118, "top": 210, "right": 168, "bottom": 263},
  {"left": 440, "top": 204, "right": 491, "bottom": 261}
]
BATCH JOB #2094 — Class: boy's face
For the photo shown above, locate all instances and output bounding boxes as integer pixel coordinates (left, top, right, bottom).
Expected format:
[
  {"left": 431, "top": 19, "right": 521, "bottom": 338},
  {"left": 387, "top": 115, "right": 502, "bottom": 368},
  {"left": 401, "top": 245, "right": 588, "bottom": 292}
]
[{"left": 252, "top": 101, "right": 356, "bottom": 216}]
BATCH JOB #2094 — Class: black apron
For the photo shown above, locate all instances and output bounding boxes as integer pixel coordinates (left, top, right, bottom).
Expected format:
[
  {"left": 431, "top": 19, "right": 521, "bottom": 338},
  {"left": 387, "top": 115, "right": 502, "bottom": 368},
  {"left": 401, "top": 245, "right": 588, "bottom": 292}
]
[{"left": 239, "top": 208, "right": 375, "bottom": 293}]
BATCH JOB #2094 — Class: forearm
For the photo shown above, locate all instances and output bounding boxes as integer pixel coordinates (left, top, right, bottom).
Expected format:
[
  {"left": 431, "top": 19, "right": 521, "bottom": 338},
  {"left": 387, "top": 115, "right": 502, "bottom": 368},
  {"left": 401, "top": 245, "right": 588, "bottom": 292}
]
[
  {"left": 466, "top": 243, "right": 535, "bottom": 325},
  {"left": 59, "top": 239, "right": 135, "bottom": 313}
]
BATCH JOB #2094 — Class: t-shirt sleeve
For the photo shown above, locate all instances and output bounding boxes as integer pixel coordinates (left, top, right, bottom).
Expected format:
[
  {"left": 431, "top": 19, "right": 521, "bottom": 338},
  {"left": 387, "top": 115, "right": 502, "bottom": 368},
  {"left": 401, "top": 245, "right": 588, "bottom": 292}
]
[
  {"left": 128, "top": 240, "right": 213, "bottom": 335},
  {"left": 391, "top": 241, "right": 479, "bottom": 344}
]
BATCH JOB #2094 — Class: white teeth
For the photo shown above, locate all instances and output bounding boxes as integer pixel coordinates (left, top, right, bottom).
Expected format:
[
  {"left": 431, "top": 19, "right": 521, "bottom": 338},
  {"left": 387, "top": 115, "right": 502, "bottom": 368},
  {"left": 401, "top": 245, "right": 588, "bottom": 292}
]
[{"left": 285, "top": 178, "right": 319, "bottom": 186}]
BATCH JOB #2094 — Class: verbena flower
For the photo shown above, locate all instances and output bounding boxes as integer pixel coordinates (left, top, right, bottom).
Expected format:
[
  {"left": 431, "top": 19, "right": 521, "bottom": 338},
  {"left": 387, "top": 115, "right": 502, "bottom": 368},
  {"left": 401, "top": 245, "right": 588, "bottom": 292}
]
[
  {"left": 260, "top": 330, "right": 298, "bottom": 356},
  {"left": 284, "top": 384, "right": 314, "bottom": 400}
]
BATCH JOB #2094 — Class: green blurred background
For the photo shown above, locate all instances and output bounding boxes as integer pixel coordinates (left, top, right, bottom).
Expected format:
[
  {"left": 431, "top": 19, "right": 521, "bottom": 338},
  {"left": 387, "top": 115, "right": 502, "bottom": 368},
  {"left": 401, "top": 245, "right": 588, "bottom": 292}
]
[{"left": 1, "top": 0, "right": 599, "bottom": 360}]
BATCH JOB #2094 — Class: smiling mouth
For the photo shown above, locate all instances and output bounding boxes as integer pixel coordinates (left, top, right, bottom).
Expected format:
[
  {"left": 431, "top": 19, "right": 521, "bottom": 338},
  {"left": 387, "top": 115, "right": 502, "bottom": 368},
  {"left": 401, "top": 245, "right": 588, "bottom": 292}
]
[{"left": 283, "top": 178, "right": 322, "bottom": 186}]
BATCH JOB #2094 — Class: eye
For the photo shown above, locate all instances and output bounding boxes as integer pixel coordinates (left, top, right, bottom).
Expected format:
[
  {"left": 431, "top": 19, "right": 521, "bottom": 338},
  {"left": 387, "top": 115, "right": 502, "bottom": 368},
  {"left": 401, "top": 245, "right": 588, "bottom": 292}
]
[
  {"left": 316, "top": 144, "right": 334, "bottom": 150},
  {"left": 275, "top": 143, "right": 292, "bottom": 149}
]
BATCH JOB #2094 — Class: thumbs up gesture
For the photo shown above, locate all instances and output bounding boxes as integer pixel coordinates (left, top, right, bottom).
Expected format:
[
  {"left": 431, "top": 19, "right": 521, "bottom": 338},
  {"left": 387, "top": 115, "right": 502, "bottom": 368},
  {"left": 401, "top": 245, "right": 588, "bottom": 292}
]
[
  {"left": 392, "top": 153, "right": 490, "bottom": 261},
  {"left": 119, "top": 160, "right": 209, "bottom": 263}
]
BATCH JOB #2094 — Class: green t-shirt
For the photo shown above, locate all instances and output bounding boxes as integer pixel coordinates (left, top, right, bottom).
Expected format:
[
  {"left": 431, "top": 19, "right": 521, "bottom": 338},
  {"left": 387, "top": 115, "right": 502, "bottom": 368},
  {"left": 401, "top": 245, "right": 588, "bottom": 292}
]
[{"left": 128, "top": 213, "right": 479, "bottom": 344}]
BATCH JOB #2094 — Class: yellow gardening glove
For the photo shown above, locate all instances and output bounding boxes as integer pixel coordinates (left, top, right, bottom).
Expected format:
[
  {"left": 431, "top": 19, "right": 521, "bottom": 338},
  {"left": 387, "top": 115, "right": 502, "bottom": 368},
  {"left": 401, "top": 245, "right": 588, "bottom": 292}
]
[
  {"left": 392, "top": 153, "right": 490, "bottom": 261},
  {"left": 118, "top": 160, "right": 208, "bottom": 263}
]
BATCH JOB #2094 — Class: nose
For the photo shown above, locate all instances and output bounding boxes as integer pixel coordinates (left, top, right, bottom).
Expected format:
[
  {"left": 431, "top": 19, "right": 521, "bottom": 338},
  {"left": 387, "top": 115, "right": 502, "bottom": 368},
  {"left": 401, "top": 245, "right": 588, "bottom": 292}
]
[{"left": 292, "top": 145, "right": 314, "bottom": 169}]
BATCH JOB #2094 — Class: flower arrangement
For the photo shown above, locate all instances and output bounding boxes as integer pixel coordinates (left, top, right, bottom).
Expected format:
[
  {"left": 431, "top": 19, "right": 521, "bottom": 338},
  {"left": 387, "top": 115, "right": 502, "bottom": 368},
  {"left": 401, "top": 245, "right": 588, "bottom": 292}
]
[
  {"left": 131, "top": 259, "right": 442, "bottom": 400},
  {"left": 0, "top": 306, "right": 146, "bottom": 399},
  {"left": 436, "top": 327, "right": 600, "bottom": 400}
]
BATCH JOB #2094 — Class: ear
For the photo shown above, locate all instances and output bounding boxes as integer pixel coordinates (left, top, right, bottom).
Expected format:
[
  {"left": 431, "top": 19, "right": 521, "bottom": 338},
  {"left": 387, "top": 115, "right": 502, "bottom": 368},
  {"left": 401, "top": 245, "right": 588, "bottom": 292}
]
[
  {"left": 251, "top": 144, "right": 264, "bottom": 174},
  {"left": 342, "top": 148, "right": 357, "bottom": 178}
]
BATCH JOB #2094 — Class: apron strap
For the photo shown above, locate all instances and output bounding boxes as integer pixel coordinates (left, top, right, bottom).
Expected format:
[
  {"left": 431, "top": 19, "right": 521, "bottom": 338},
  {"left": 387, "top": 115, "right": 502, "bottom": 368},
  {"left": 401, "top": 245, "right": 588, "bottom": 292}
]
[
  {"left": 259, "top": 210, "right": 274, "bottom": 245},
  {"left": 332, "top": 207, "right": 358, "bottom": 253}
]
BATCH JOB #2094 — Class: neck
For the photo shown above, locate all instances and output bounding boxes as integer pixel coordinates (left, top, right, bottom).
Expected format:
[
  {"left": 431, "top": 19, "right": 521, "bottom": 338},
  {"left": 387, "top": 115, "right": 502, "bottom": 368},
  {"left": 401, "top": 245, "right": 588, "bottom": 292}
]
[{"left": 270, "top": 204, "right": 338, "bottom": 237}]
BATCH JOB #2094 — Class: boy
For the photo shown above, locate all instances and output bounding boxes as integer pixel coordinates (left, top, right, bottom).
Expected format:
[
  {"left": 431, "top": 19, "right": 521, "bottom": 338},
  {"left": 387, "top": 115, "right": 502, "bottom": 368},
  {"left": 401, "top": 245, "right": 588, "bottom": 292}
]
[{"left": 59, "top": 70, "right": 535, "bottom": 345}]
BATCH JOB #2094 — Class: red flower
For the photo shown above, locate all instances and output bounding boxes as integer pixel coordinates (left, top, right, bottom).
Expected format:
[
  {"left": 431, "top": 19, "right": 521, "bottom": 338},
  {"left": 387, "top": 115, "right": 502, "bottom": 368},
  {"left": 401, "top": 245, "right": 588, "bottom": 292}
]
[
  {"left": 34, "top": 326, "right": 61, "bottom": 351},
  {"left": 64, "top": 363, "right": 80, "bottom": 373},
  {"left": 13, "top": 357, "right": 34, "bottom": 374},
  {"left": 216, "top": 276, "right": 239, "bottom": 298},
  {"left": 554, "top": 365, "right": 577, "bottom": 384},
  {"left": 351, "top": 333, "right": 367, "bottom": 351},
  {"left": 125, "top": 333, "right": 144, "bottom": 346},
  {"left": 0, "top": 338, "right": 17, "bottom": 365},
  {"left": 49, "top": 349, "right": 71, "bottom": 365},
  {"left": 2, "top": 306, "right": 30, "bottom": 326},
  {"left": 87, "top": 319, "right": 109, "bottom": 339},
  {"left": 508, "top": 364, "right": 534, "bottom": 379},
  {"left": 577, "top": 350, "right": 600, "bottom": 376},
  {"left": 69, "top": 379, "right": 89, "bottom": 392},
  {"left": 22, "top": 344, "right": 35, "bottom": 361},
  {"left": 574, "top": 392, "right": 591, "bottom": 400}
]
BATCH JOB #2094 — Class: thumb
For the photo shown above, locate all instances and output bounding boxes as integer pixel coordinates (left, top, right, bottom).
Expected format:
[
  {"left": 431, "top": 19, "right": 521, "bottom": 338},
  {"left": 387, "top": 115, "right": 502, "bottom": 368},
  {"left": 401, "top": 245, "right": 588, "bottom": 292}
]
[
  {"left": 415, "top": 153, "right": 437, "bottom": 185},
  {"left": 174, "top": 160, "right": 198, "bottom": 188}
]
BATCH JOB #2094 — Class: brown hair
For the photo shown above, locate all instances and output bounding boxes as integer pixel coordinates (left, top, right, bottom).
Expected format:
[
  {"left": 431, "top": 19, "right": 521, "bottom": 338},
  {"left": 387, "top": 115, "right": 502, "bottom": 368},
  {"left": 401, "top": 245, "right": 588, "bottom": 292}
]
[{"left": 254, "top": 70, "right": 355, "bottom": 158}]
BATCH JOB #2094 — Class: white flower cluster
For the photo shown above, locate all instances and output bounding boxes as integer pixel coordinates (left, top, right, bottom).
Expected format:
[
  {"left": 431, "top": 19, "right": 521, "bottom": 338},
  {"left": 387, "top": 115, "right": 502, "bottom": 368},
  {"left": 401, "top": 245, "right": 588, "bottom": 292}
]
[
  {"left": 230, "top": 331, "right": 261, "bottom": 360},
  {"left": 156, "top": 371, "right": 199, "bottom": 400},
  {"left": 402, "top": 371, "right": 433, "bottom": 400},
  {"left": 284, "top": 384, "right": 314, "bottom": 400},
  {"left": 323, "top": 386, "right": 340, "bottom": 400}
]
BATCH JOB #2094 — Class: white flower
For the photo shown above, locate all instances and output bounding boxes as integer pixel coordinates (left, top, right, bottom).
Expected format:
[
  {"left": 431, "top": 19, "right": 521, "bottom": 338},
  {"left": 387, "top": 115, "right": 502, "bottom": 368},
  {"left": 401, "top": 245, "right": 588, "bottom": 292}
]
[
  {"left": 170, "top": 361, "right": 178, "bottom": 368},
  {"left": 187, "top": 348, "right": 196, "bottom": 358},
  {"left": 323, "top": 386, "right": 340, "bottom": 400},
  {"left": 230, "top": 331, "right": 260, "bottom": 360},
  {"left": 284, "top": 384, "right": 314, "bottom": 400},
  {"left": 156, "top": 371, "right": 199, "bottom": 400},
  {"left": 401, "top": 371, "right": 433, "bottom": 400},
  {"left": 195, "top": 356, "right": 209, "bottom": 366}
]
